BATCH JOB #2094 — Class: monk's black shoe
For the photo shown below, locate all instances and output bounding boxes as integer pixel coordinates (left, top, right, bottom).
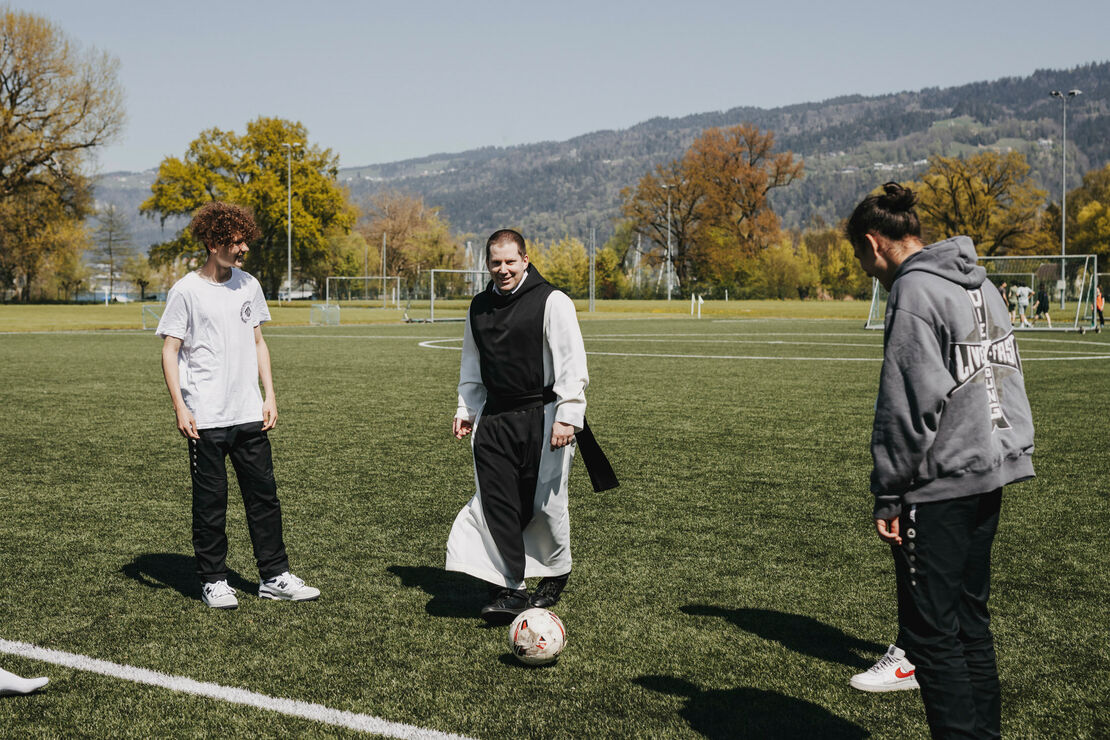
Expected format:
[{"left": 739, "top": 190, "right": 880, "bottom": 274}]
[
  {"left": 528, "top": 575, "right": 568, "bottom": 609},
  {"left": 481, "top": 588, "right": 529, "bottom": 625}
]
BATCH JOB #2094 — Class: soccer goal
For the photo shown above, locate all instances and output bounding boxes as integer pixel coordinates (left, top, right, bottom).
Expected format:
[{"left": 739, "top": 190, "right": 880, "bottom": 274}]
[
  {"left": 865, "top": 254, "right": 1099, "bottom": 332},
  {"left": 405, "top": 269, "right": 488, "bottom": 323},
  {"left": 325, "top": 275, "right": 402, "bottom": 308},
  {"left": 309, "top": 303, "right": 340, "bottom": 326},
  {"left": 140, "top": 304, "right": 162, "bottom": 330}
]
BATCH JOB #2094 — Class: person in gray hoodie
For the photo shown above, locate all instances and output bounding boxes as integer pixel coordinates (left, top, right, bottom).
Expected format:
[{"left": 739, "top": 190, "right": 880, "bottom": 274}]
[{"left": 846, "top": 183, "right": 1035, "bottom": 740}]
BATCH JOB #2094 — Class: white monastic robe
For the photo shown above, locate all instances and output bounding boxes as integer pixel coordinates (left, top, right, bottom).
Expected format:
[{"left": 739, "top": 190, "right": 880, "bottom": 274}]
[{"left": 446, "top": 272, "right": 588, "bottom": 589}]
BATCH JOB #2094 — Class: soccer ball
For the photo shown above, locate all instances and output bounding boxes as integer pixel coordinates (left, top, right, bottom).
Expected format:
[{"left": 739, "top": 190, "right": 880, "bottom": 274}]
[{"left": 508, "top": 608, "right": 566, "bottom": 665}]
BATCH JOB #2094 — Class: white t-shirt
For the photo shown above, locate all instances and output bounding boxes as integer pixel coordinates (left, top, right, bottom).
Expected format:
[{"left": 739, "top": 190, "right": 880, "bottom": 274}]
[
  {"left": 1014, "top": 285, "right": 1033, "bottom": 306},
  {"left": 156, "top": 269, "right": 272, "bottom": 429}
]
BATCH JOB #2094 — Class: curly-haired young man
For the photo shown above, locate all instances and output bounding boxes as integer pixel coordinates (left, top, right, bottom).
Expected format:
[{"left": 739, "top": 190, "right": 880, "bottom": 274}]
[{"left": 156, "top": 201, "right": 319, "bottom": 609}]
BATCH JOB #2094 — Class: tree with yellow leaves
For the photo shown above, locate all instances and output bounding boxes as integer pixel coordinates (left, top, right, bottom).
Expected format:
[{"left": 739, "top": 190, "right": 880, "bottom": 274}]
[
  {"left": 0, "top": 7, "right": 125, "bottom": 300},
  {"left": 141, "top": 117, "right": 357, "bottom": 298},
  {"left": 914, "top": 151, "right": 1047, "bottom": 256}
]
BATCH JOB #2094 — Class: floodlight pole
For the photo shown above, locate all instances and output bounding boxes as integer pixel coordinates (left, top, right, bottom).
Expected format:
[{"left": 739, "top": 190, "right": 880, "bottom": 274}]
[
  {"left": 282, "top": 142, "right": 302, "bottom": 302},
  {"left": 1051, "top": 89, "right": 1080, "bottom": 309},
  {"left": 589, "top": 227, "right": 596, "bottom": 312},
  {"left": 663, "top": 184, "right": 674, "bottom": 301},
  {"left": 381, "top": 232, "right": 388, "bottom": 307}
]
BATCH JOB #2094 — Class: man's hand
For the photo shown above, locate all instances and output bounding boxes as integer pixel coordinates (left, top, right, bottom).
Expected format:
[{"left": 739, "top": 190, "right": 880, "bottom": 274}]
[
  {"left": 550, "top": 421, "right": 575, "bottom": 450},
  {"left": 453, "top": 417, "right": 473, "bottom": 439},
  {"left": 262, "top": 396, "right": 278, "bottom": 431},
  {"left": 875, "top": 516, "right": 902, "bottom": 545},
  {"left": 175, "top": 404, "right": 200, "bottom": 440}
]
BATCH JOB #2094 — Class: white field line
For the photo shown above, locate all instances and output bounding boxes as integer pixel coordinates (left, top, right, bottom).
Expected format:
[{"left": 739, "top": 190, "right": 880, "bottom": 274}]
[
  {"left": 584, "top": 351, "right": 880, "bottom": 361},
  {"left": 266, "top": 334, "right": 455, "bottom": 340},
  {"left": 583, "top": 331, "right": 1110, "bottom": 347},
  {"left": 0, "top": 639, "right": 472, "bottom": 740},
  {"left": 1022, "top": 355, "right": 1110, "bottom": 361},
  {"left": 586, "top": 338, "right": 882, "bottom": 348},
  {"left": 417, "top": 337, "right": 1110, "bottom": 362}
]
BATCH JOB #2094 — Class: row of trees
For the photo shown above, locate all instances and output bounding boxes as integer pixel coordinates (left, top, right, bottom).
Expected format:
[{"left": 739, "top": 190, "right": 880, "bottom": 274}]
[
  {"left": 618, "top": 122, "right": 1109, "bottom": 300},
  {"left": 3, "top": 6, "right": 1105, "bottom": 304},
  {"left": 142, "top": 121, "right": 479, "bottom": 299}
]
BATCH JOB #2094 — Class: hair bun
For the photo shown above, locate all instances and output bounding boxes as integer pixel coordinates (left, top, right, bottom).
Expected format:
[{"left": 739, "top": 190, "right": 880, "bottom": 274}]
[{"left": 878, "top": 181, "right": 916, "bottom": 211}]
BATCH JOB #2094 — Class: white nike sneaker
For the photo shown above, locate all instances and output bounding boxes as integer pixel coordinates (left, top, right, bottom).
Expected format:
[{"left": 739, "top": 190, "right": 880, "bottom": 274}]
[
  {"left": 850, "top": 644, "right": 920, "bottom": 692},
  {"left": 0, "top": 668, "right": 48, "bottom": 696},
  {"left": 201, "top": 580, "right": 238, "bottom": 609},
  {"left": 258, "top": 571, "right": 320, "bottom": 602}
]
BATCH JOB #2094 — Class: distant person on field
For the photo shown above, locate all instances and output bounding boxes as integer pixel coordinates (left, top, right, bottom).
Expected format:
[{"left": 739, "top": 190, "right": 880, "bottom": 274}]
[
  {"left": 0, "top": 667, "right": 47, "bottom": 696},
  {"left": 996, "top": 281, "right": 1010, "bottom": 323},
  {"left": 156, "top": 201, "right": 319, "bottom": 609},
  {"left": 846, "top": 183, "right": 1035, "bottom": 739},
  {"left": 1013, "top": 283, "right": 1033, "bottom": 328},
  {"left": 1033, "top": 287, "right": 1051, "bottom": 328},
  {"left": 447, "top": 229, "right": 617, "bottom": 625},
  {"left": 1096, "top": 285, "right": 1104, "bottom": 327}
]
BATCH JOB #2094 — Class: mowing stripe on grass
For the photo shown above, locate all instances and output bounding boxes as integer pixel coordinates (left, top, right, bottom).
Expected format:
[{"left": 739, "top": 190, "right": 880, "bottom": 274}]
[
  {"left": 0, "top": 639, "right": 472, "bottom": 740},
  {"left": 417, "top": 338, "right": 879, "bottom": 361}
]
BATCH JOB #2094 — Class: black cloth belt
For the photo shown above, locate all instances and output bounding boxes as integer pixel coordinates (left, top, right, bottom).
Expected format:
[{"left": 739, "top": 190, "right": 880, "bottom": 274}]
[{"left": 484, "top": 386, "right": 619, "bottom": 493}]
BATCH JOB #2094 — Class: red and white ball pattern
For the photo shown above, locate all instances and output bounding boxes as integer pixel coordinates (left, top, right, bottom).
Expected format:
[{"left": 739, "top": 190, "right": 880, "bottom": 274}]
[{"left": 508, "top": 608, "right": 566, "bottom": 665}]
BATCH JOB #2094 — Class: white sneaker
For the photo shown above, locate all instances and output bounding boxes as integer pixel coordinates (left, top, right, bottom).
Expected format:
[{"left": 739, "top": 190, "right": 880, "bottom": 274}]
[
  {"left": 850, "top": 644, "right": 920, "bottom": 692},
  {"left": 0, "top": 668, "right": 48, "bottom": 696},
  {"left": 259, "top": 571, "right": 320, "bottom": 602},
  {"left": 201, "top": 580, "right": 238, "bottom": 609}
]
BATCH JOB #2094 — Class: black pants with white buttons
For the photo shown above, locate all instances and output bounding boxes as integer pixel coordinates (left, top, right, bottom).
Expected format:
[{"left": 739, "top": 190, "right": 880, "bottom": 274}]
[
  {"left": 893, "top": 488, "right": 1002, "bottom": 740},
  {"left": 189, "top": 421, "right": 290, "bottom": 583}
]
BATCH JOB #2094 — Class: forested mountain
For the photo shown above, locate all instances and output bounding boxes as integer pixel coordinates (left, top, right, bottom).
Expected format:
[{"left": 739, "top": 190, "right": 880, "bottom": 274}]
[{"left": 100, "top": 61, "right": 1109, "bottom": 247}]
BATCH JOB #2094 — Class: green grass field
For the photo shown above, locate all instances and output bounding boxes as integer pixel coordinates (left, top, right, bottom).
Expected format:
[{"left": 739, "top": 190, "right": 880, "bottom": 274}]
[{"left": 0, "top": 310, "right": 1107, "bottom": 738}]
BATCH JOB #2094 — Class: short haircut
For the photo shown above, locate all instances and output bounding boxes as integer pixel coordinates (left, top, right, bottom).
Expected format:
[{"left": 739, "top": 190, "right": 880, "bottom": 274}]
[
  {"left": 845, "top": 182, "right": 922, "bottom": 249},
  {"left": 485, "top": 229, "right": 527, "bottom": 261},
  {"left": 190, "top": 201, "right": 261, "bottom": 251}
]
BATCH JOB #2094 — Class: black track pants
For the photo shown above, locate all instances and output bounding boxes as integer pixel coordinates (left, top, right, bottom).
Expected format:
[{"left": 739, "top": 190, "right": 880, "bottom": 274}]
[
  {"left": 189, "top": 421, "right": 290, "bottom": 583},
  {"left": 894, "top": 489, "right": 1002, "bottom": 740},
  {"left": 472, "top": 407, "right": 544, "bottom": 584}
]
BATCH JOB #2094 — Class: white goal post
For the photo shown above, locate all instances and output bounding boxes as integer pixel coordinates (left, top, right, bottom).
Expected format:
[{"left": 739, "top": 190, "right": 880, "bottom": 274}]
[
  {"left": 325, "top": 275, "right": 402, "bottom": 308},
  {"left": 412, "top": 269, "right": 488, "bottom": 323},
  {"left": 866, "top": 253, "right": 1100, "bottom": 332}
]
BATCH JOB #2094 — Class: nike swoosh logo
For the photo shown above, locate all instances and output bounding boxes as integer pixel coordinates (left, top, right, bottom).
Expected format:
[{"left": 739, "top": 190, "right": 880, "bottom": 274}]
[{"left": 895, "top": 668, "right": 915, "bottom": 678}]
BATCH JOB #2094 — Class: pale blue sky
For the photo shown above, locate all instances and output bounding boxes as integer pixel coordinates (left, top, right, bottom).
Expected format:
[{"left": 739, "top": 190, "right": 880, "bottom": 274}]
[{"left": 24, "top": 0, "right": 1110, "bottom": 173}]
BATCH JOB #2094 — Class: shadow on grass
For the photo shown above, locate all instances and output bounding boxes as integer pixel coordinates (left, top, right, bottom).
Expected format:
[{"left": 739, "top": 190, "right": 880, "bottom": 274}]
[
  {"left": 635, "top": 675, "right": 869, "bottom": 739},
  {"left": 682, "top": 605, "right": 885, "bottom": 669},
  {"left": 387, "top": 565, "right": 487, "bottom": 619},
  {"left": 496, "top": 653, "right": 559, "bottom": 669},
  {"left": 120, "top": 553, "right": 256, "bottom": 600}
]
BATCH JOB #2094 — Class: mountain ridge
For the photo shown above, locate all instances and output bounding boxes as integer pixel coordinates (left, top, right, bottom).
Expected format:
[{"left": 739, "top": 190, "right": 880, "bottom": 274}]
[{"left": 97, "top": 60, "right": 1109, "bottom": 248}]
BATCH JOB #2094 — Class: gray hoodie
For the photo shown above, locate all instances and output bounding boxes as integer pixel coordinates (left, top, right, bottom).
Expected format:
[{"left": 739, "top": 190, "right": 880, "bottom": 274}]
[{"left": 871, "top": 236, "right": 1035, "bottom": 519}]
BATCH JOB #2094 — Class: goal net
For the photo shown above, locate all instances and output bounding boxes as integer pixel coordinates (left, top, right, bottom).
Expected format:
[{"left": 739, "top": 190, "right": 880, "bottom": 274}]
[
  {"left": 325, "top": 276, "right": 402, "bottom": 308},
  {"left": 309, "top": 303, "right": 340, "bottom": 326},
  {"left": 141, "top": 304, "right": 163, "bottom": 330},
  {"left": 866, "top": 254, "right": 1099, "bottom": 332},
  {"left": 405, "top": 269, "right": 488, "bottom": 323}
]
